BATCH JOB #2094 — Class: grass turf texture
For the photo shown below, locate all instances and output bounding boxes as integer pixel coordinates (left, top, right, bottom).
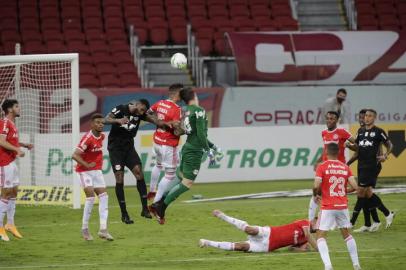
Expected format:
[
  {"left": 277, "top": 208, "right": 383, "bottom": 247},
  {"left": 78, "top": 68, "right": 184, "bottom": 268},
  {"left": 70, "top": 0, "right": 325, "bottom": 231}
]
[{"left": 0, "top": 180, "right": 405, "bottom": 270}]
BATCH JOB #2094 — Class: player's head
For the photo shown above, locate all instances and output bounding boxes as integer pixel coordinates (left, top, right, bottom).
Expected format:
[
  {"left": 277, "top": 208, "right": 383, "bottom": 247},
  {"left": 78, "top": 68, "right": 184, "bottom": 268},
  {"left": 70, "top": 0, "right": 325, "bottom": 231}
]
[
  {"left": 179, "top": 87, "right": 198, "bottom": 105},
  {"left": 358, "top": 109, "right": 367, "bottom": 127},
  {"left": 325, "top": 111, "right": 339, "bottom": 130},
  {"left": 90, "top": 113, "right": 104, "bottom": 133},
  {"left": 364, "top": 109, "right": 377, "bottom": 126},
  {"left": 336, "top": 88, "right": 347, "bottom": 104},
  {"left": 326, "top": 143, "right": 339, "bottom": 159},
  {"left": 130, "top": 99, "right": 150, "bottom": 115},
  {"left": 168, "top": 83, "right": 183, "bottom": 102},
  {"left": 1, "top": 99, "right": 20, "bottom": 117}
]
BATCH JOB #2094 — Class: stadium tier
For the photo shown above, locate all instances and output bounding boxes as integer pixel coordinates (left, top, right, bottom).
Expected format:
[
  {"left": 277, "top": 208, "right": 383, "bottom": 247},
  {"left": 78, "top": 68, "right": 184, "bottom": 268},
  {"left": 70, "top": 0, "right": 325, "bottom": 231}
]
[{"left": 356, "top": 0, "right": 406, "bottom": 30}]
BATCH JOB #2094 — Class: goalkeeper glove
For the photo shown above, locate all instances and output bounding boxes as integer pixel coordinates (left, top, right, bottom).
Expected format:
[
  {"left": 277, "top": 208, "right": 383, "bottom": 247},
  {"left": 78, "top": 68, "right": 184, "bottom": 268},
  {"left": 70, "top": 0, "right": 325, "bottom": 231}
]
[
  {"left": 207, "top": 148, "right": 216, "bottom": 166},
  {"left": 210, "top": 145, "right": 224, "bottom": 162}
]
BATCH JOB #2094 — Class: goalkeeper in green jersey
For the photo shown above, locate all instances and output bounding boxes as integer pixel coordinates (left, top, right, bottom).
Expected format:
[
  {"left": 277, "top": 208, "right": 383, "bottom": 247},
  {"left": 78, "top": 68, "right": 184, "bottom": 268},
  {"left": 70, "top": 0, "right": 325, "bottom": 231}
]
[{"left": 151, "top": 88, "right": 223, "bottom": 224}]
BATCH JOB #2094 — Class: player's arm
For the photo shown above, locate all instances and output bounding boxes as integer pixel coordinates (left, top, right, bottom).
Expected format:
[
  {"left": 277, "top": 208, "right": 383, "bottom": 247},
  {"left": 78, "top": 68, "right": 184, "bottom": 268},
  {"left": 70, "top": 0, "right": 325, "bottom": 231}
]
[
  {"left": 196, "top": 113, "right": 210, "bottom": 151},
  {"left": 0, "top": 135, "right": 24, "bottom": 157},
  {"left": 144, "top": 112, "right": 172, "bottom": 129},
  {"left": 345, "top": 136, "right": 358, "bottom": 151},
  {"left": 347, "top": 150, "right": 358, "bottom": 166},
  {"left": 347, "top": 176, "right": 358, "bottom": 193},
  {"left": 378, "top": 136, "right": 393, "bottom": 162},
  {"left": 313, "top": 176, "right": 322, "bottom": 197},
  {"left": 72, "top": 148, "right": 95, "bottom": 169},
  {"left": 105, "top": 105, "right": 129, "bottom": 125},
  {"left": 19, "top": 142, "right": 34, "bottom": 150},
  {"left": 303, "top": 226, "right": 318, "bottom": 251}
]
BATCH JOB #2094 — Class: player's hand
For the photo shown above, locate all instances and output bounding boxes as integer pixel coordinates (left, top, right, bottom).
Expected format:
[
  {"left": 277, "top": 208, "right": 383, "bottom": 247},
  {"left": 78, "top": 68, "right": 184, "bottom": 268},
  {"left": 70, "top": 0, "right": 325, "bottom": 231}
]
[
  {"left": 213, "top": 147, "right": 224, "bottom": 162},
  {"left": 377, "top": 155, "right": 388, "bottom": 163},
  {"left": 24, "top": 143, "right": 34, "bottom": 150},
  {"left": 314, "top": 195, "right": 321, "bottom": 204},
  {"left": 16, "top": 148, "right": 25, "bottom": 157},
  {"left": 208, "top": 149, "right": 216, "bottom": 166},
  {"left": 117, "top": 116, "right": 129, "bottom": 125},
  {"left": 86, "top": 162, "right": 96, "bottom": 168}
]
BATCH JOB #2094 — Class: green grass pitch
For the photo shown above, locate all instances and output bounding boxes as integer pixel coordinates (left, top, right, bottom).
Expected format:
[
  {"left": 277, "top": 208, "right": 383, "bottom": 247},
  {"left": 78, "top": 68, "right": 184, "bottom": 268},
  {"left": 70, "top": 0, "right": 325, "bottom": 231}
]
[{"left": 1, "top": 180, "right": 405, "bottom": 270}]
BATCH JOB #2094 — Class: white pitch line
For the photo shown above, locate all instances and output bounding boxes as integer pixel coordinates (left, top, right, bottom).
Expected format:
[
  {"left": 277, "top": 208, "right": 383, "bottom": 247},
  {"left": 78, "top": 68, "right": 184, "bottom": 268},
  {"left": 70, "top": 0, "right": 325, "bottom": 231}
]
[{"left": 0, "top": 249, "right": 401, "bottom": 269}]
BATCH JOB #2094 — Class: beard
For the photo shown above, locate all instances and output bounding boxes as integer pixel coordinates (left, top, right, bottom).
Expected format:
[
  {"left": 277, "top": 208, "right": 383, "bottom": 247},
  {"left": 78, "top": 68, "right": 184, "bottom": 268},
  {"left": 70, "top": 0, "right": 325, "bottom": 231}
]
[{"left": 336, "top": 97, "right": 345, "bottom": 104}]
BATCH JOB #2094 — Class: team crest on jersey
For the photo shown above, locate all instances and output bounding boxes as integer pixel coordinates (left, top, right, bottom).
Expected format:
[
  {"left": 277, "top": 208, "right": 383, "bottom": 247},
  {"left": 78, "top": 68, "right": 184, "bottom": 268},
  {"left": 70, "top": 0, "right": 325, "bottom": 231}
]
[
  {"left": 333, "top": 134, "right": 339, "bottom": 140},
  {"left": 193, "top": 169, "right": 199, "bottom": 175}
]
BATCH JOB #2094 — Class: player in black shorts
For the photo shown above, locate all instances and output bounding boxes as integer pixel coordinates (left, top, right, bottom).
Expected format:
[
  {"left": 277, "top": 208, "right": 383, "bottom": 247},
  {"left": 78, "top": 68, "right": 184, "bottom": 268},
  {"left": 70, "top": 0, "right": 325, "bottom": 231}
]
[
  {"left": 348, "top": 109, "right": 395, "bottom": 232},
  {"left": 105, "top": 99, "right": 169, "bottom": 224}
]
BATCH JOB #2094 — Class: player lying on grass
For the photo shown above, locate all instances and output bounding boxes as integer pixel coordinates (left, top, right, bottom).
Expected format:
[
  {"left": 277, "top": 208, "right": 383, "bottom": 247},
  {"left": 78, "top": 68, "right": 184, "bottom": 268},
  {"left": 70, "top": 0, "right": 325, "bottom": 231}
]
[{"left": 199, "top": 210, "right": 317, "bottom": 253}]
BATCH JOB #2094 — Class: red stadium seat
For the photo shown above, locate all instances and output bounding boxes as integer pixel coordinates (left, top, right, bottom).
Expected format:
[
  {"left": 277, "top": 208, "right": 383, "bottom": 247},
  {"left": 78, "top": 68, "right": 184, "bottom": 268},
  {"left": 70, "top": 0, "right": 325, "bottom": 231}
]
[
  {"left": 0, "top": 18, "right": 19, "bottom": 31},
  {"left": 92, "top": 52, "right": 112, "bottom": 65},
  {"left": 41, "top": 17, "right": 61, "bottom": 31},
  {"left": 85, "top": 29, "right": 106, "bottom": 41},
  {"left": 23, "top": 40, "right": 47, "bottom": 54},
  {"left": 1, "top": 31, "right": 21, "bottom": 43},
  {"left": 83, "top": 6, "right": 103, "bottom": 18},
  {"left": 109, "top": 40, "right": 130, "bottom": 53},
  {"left": 249, "top": 0, "right": 270, "bottom": 6},
  {"left": 100, "top": 74, "right": 120, "bottom": 88},
  {"left": 64, "top": 29, "right": 85, "bottom": 42},
  {"left": 42, "top": 29, "right": 64, "bottom": 42},
  {"left": 21, "top": 31, "right": 42, "bottom": 43},
  {"left": 196, "top": 38, "right": 213, "bottom": 55},
  {"left": 103, "top": 0, "right": 122, "bottom": 8},
  {"left": 171, "top": 27, "right": 187, "bottom": 44},
  {"left": 79, "top": 53, "right": 93, "bottom": 64},
  {"left": 271, "top": 4, "right": 293, "bottom": 17},
  {"left": 251, "top": 5, "right": 271, "bottom": 18},
  {"left": 208, "top": 6, "right": 229, "bottom": 19},
  {"left": 123, "top": 0, "right": 143, "bottom": 8},
  {"left": 2, "top": 42, "right": 19, "bottom": 54},
  {"left": 189, "top": 5, "right": 207, "bottom": 18},
  {"left": 67, "top": 40, "right": 90, "bottom": 54},
  {"left": 112, "top": 51, "right": 133, "bottom": 65},
  {"left": 62, "top": 18, "right": 82, "bottom": 31},
  {"left": 104, "top": 7, "right": 123, "bottom": 18},
  {"left": 88, "top": 40, "right": 110, "bottom": 53},
  {"left": 120, "top": 74, "right": 141, "bottom": 88},
  {"left": 83, "top": 17, "right": 104, "bottom": 31},
  {"left": 60, "top": 0, "right": 80, "bottom": 7},
  {"left": 61, "top": 6, "right": 81, "bottom": 19},
  {"left": 150, "top": 27, "right": 169, "bottom": 44},
  {"left": 20, "top": 18, "right": 41, "bottom": 32},
  {"left": 357, "top": 15, "right": 379, "bottom": 27},
  {"left": 356, "top": 3, "right": 375, "bottom": 15},
  {"left": 117, "top": 63, "right": 137, "bottom": 75},
  {"left": 375, "top": 4, "right": 397, "bottom": 15},
  {"left": 19, "top": 7, "right": 39, "bottom": 19},
  {"left": 145, "top": 0, "right": 164, "bottom": 8},
  {"left": 167, "top": 5, "right": 187, "bottom": 18},
  {"left": 166, "top": 0, "right": 185, "bottom": 7},
  {"left": 0, "top": 7, "right": 18, "bottom": 20},
  {"left": 46, "top": 40, "right": 67, "bottom": 53},
  {"left": 124, "top": 6, "right": 144, "bottom": 19},
  {"left": 105, "top": 18, "right": 125, "bottom": 30},
  {"left": 145, "top": 6, "right": 166, "bottom": 18},
  {"left": 96, "top": 63, "right": 116, "bottom": 76},
  {"left": 40, "top": 6, "right": 60, "bottom": 19},
  {"left": 228, "top": 0, "right": 248, "bottom": 5},
  {"left": 230, "top": 5, "right": 250, "bottom": 18},
  {"left": 80, "top": 74, "right": 100, "bottom": 88},
  {"left": 80, "top": 63, "right": 96, "bottom": 75},
  {"left": 106, "top": 29, "right": 127, "bottom": 41}
]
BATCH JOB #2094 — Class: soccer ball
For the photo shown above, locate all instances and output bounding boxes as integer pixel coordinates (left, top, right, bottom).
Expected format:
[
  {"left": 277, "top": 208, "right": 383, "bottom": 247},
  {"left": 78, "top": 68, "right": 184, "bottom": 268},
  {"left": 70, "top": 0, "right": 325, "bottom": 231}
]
[{"left": 170, "top": 53, "right": 187, "bottom": 69}]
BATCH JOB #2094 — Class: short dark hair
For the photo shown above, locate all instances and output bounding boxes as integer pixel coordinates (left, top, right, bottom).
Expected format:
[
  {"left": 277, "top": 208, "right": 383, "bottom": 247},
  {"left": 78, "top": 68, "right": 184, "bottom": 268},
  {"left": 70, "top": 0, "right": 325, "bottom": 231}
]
[
  {"left": 91, "top": 113, "right": 104, "bottom": 121},
  {"left": 337, "top": 88, "right": 347, "bottom": 95},
  {"left": 326, "top": 143, "right": 339, "bottom": 156},
  {"left": 179, "top": 87, "right": 195, "bottom": 104},
  {"left": 359, "top": 109, "right": 367, "bottom": 114},
  {"left": 365, "top": 108, "right": 377, "bottom": 115},
  {"left": 138, "top": 99, "right": 150, "bottom": 110},
  {"left": 327, "top": 111, "right": 340, "bottom": 119},
  {"left": 169, "top": 83, "right": 184, "bottom": 92},
  {"left": 1, "top": 99, "right": 18, "bottom": 114}
]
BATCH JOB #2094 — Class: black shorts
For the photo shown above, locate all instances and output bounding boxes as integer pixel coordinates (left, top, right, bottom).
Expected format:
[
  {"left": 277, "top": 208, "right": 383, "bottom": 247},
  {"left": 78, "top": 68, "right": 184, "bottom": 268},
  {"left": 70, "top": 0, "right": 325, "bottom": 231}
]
[
  {"left": 357, "top": 163, "right": 382, "bottom": 188},
  {"left": 108, "top": 146, "right": 142, "bottom": 173}
]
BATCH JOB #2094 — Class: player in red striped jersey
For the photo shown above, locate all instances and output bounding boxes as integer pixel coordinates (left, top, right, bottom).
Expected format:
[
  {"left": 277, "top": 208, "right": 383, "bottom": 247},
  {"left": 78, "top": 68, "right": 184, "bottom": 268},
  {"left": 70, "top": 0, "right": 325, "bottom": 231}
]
[
  {"left": 313, "top": 143, "right": 360, "bottom": 270},
  {"left": 147, "top": 84, "right": 183, "bottom": 203},
  {"left": 199, "top": 210, "right": 317, "bottom": 253},
  {"left": 0, "top": 99, "right": 33, "bottom": 241},
  {"left": 72, "top": 113, "right": 113, "bottom": 241}
]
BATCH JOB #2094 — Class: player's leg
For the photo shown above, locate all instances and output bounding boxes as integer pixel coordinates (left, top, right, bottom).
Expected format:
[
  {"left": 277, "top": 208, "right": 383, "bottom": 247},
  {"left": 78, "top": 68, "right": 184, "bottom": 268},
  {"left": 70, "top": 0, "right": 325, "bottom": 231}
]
[
  {"left": 0, "top": 186, "right": 10, "bottom": 241},
  {"left": 308, "top": 196, "right": 319, "bottom": 221},
  {"left": 109, "top": 149, "right": 133, "bottom": 224},
  {"left": 3, "top": 163, "right": 22, "bottom": 239},
  {"left": 148, "top": 144, "right": 163, "bottom": 200},
  {"left": 352, "top": 186, "right": 370, "bottom": 232},
  {"left": 80, "top": 172, "right": 96, "bottom": 241},
  {"left": 93, "top": 171, "right": 113, "bottom": 241},
  {"left": 317, "top": 210, "right": 334, "bottom": 270},
  {"left": 199, "top": 239, "right": 247, "bottom": 251},
  {"left": 212, "top": 209, "right": 248, "bottom": 231}
]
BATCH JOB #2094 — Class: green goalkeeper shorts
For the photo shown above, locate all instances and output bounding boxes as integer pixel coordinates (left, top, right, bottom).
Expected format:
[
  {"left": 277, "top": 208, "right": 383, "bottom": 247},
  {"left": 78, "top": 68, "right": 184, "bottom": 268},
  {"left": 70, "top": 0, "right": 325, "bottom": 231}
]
[{"left": 179, "top": 145, "right": 204, "bottom": 181}]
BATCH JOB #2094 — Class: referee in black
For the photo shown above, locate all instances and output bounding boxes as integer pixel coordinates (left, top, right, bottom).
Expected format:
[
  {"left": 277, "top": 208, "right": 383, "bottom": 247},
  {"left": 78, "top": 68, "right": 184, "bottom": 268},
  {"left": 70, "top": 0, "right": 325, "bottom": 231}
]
[
  {"left": 105, "top": 99, "right": 169, "bottom": 224},
  {"left": 348, "top": 109, "right": 395, "bottom": 232}
]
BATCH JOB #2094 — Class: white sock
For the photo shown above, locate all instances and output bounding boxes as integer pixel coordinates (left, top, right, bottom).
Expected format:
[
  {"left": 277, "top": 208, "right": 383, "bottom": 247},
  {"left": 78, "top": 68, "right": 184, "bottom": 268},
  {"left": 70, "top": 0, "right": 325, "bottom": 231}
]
[
  {"left": 150, "top": 165, "right": 162, "bottom": 192},
  {"left": 308, "top": 196, "right": 319, "bottom": 221},
  {"left": 82, "top": 197, "right": 95, "bottom": 230},
  {"left": 217, "top": 213, "right": 248, "bottom": 231},
  {"left": 317, "top": 238, "right": 332, "bottom": 268},
  {"left": 98, "top": 193, "right": 108, "bottom": 231},
  {"left": 6, "top": 197, "right": 16, "bottom": 225},
  {"left": 345, "top": 235, "right": 360, "bottom": 267},
  {"left": 153, "top": 177, "right": 172, "bottom": 203},
  {"left": 0, "top": 199, "right": 9, "bottom": 227},
  {"left": 206, "top": 240, "right": 235, "bottom": 250}
]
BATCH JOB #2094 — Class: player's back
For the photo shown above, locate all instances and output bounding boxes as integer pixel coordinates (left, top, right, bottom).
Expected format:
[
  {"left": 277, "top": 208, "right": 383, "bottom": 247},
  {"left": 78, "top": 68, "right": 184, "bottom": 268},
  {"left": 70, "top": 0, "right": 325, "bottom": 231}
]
[
  {"left": 321, "top": 128, "right": 351, "bottom": 163},
  {"left": 150, "top": 99, "right": 181, "bottom": 146},
  {"left": 268, "top": 219, "right": 309, "bottom": 251},
  {"left": 183, "top": 104, "right": 208, "bottom": 149},
  {"left": 316, "top": 160, "right": 352, "bottom": 210}
]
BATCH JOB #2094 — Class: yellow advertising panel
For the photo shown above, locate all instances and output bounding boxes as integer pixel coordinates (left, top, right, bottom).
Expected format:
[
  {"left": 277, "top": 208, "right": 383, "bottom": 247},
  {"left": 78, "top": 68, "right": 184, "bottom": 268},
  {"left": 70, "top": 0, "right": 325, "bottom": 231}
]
[{"left": 349, "top": 123, "right": 406, "bottom": 177}]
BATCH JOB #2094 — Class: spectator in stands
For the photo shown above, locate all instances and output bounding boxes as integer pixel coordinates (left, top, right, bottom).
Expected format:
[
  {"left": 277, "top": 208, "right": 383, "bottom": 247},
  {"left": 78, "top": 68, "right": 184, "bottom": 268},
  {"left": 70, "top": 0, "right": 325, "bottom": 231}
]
[{"left": 321, "top": 89, "right": 351, "bottom": 124}]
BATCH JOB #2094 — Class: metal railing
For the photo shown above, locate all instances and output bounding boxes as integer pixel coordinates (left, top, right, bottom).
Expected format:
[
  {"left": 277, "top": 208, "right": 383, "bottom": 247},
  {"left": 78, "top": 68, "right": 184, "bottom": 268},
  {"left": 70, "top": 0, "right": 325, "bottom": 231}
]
[
  {"left": 129, "top": 24, "right": 149, "bottom": 87},
  {"left": 344, "top": 0, "right": 357, "bottom": 30}
]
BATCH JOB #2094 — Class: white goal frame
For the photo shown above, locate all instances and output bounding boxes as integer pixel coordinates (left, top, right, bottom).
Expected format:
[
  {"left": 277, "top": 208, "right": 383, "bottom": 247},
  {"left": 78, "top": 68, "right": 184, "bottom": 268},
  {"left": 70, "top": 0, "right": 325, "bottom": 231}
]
[{"left": 0, "top": 53, "right": 81, "bottom": 209}]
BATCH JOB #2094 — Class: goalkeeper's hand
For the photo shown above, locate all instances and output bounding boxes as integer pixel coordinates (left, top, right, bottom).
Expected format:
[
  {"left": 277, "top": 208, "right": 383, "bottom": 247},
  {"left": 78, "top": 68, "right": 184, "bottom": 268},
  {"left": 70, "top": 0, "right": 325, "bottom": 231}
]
[
  {"left": 208, "top": 148, "right": 216, "bottom": 166},
  {"left": 211, "top": 145, "right": 224, "bottom": 162}
]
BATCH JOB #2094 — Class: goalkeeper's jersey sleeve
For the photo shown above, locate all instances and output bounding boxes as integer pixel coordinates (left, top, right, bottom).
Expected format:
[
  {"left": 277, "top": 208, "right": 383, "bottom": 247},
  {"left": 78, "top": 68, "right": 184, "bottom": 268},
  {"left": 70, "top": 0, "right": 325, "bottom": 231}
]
[{"left": 184, "top": 105, "right": 210, "bottom": 151}]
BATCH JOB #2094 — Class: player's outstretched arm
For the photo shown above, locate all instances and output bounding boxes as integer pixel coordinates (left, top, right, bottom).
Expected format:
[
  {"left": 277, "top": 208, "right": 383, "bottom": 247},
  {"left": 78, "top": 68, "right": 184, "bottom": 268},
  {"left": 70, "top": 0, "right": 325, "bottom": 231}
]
[
  {"left": 20, "top": 142, "right": 34, "bottom": 150},
  {"left": 347, "top": 176, "right": 358, "bottom": 194},
  {"left": 303, "top": 227, "right": 318, "bottom": 251},
  {"left": 105, "top": 112, "right": 128, "bottom": 125}
]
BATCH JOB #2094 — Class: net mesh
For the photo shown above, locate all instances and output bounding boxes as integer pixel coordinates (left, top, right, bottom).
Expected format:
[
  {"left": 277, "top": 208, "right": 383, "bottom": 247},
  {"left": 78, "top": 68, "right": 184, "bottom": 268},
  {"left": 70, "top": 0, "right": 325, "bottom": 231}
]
[{"left": 0, "top": 60, "right": 74, "bottom": 188}]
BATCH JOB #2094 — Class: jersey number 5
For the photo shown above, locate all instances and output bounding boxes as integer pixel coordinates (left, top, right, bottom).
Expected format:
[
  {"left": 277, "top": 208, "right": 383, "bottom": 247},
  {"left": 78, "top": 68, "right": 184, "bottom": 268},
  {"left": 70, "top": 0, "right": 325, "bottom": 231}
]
[{"left": 328, "top": 176, "right": 346, "bottom": 197}]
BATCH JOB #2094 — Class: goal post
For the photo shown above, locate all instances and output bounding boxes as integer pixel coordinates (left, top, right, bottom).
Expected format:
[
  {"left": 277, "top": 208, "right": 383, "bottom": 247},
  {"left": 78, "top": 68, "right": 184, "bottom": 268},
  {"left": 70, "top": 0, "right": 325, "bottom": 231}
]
[{"left": 0, "top": 53, "right": 81, "bottom": 209}]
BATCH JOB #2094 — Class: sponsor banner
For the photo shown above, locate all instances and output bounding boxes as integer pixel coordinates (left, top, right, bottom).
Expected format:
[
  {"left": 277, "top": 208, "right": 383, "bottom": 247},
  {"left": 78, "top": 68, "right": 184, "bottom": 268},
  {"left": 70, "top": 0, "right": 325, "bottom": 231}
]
[
  {"left": 227, "top": 31, "right": 406, "bottom": 85},
  {"left": 220, "top": 86, "right": 406, "bottom": 126},
  {"left": 80, "top": 87, "right": 225, "bottom": 131},
  {"left": 349, "top": 123, "right": 406, "bottom": 177}
]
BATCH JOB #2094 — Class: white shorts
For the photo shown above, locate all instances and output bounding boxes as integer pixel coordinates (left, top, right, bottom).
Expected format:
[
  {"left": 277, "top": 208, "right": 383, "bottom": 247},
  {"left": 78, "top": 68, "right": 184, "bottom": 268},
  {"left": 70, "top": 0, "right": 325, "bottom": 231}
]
[
  {"left": 152, "top": 143, "right": 179, "bottom": 168},
  {"left": 78, "top": 170, "right": 106, "bottom": 189},
  {"left": 0, "top": 162, "right": 19, "bottom": 188},
  {"left": 318, "top": 209, "right": 352, "bottom": 231},
  {"left": 246, "top": 226, "right": 271, "bottom": 253}
]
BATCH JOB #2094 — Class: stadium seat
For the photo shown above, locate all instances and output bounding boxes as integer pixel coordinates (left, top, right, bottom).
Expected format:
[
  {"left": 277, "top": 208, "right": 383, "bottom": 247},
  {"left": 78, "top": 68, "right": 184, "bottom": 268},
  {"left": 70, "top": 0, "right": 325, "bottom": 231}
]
[
  {"left": 79, "top": 63, "right": 96, "bottom": 75},
  {"left": 80, "top": 74, "right": 100, "bottom": 88},
  {"left": 100, "top": 74, "right": 120, "bottom": 88},
  {"left": 21, "top": 31, "right": 42, "bottom": 43},
  {"left": 145, "top": 0, "right": 165, "bottom": 8},
  {"left": 230, "top": 5, "right": 251, "bottom": 18},
  {"left": 251, "top": 5, "right": 272, "bottom": 18},
  {"left": 88, "top": 40, "right": 110, "bottom": 53},
  {"left": 150, "top": 27, "right": 170, "bottom": 44},
  {"left": 124, "top": 6, "right": 144, "bottom": 20},
  {"left": 112, "top": 51, "right": 134, "bottom": 65},
  {"left": 92, "top": 52, "right": 112, "bottom": 65},
  {"left": 106, "top": 29, "right": 127, "bottom": 42},
  {"left": 20, "top": 18, "right": 41, "bottom": 32},
  {"left": 23, "top": 40, "right": 47, "bottom": 54},
  {"left": 61, "top": 6, "right": 81, "bottom": 19},
  {"left": 375, "top": 4, "right": 397, "bottom": 15},
  {"left": 19, "top": 7, "right": 39, "bottom": 20},
  {"left": 356, "top": 3, "right": 375, "bottom": 15},
  {"left": 196, "top": 38, "right": 213, "bottom": 56},
  {"left": 85, "top": 29, "right": 106, "bottom": 41},
  {"left": 83, "top": 17, "right": 104, "bottom": 31},
  {"left": 166, "top": 0, "right": 185, "bottom": 7},
  {"left": 103, "top": 0, "right": 122, "bottom": 8},
  {"left": 46, "top": 40, "right": 68, "bottom": 53},
  {"left": 42, "top": 29, "right": 64, "bottom": 42},
  {"left": 2, "top": 41, "right": 18, "bottom": 54},
  {"left": 188, "top": 5, "right": 207, "bottom": 19},
  {"left": 79, "top": 53, "right": 93, "bottom": 64},
  {"left": 64, "top": 29, "right": 85, "bottom": 42},
  {"left": 1, "top": 31, "right": 21, "bottom": 44},
  {"left": 61, "top": 0, "right": 80, "bottom": 7},
  {"left": 67, "top": 40, "right": 90, "bottom": 54},
  {"left": 0, "top": 18, "right": 18, "bottom": 31},
  {"left": 272, "top": 4, "right": 293, "bottom": 17},
  {"left": 40, "top": 6, "right": 60, "bottom": 19},
  {"left": 105, "top": 18, "right": 125, "bottom": 31},
  {"left": 170, "top": 18, "right": 188, "bottom": 44},
  {"left": 83, "top": 6, "right": 103, "bottom": 18},
  {"left": 96, "top": 63, "right": 116, "bottom": 76},
  {"left": 208, "top": 6, "right": 229, "bottom": 19},
  {"left": 145, "top": 6, "right": 166, "bottom": 19},
  {"left": 41, "top": 17, "right": 61, "bottom": 31},
  {"left": 109, "top": 40, "right": 130, "bottom": 53},
  {"left": 117, "top": 63, "right": 137, "bottom": 75},
  {"left": 0, "top": 7, "right": 18, "bottom": 20},
  {"left": 249, "top": 0, "right": 270, "bottom": 6},
  {"left": 228, "top": 0, "right": 248, "bottom": 5},
  {"left": 123, "top": 0, "right": 143, "bottom": 8},
  {"left": 167, "top": 5, "right": 187, "bottom": 18},
  {"left": 120, "top": 74, "right": 141, "bottom": 88},
  {"left": 104, "top": 7, "right": 123, "bottom": 18}
]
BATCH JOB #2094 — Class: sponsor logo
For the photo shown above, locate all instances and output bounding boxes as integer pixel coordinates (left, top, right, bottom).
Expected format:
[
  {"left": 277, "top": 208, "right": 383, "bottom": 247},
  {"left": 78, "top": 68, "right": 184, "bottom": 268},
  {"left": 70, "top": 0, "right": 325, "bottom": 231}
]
[{"left": 17, "top": 186, "right": 72, "bottom": 205}]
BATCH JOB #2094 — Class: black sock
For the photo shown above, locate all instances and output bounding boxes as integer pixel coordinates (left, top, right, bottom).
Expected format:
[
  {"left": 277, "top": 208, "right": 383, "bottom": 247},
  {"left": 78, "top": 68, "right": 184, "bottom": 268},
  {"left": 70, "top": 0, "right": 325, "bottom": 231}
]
[
  {"left": 363, "top": 199, "right": 372, "bottom": 227},
  {"left": 371, "top": 193, "right": 390, "bottom": 216},
  {"left": 370, "top": 207, "right": 380, "bottom": 223},
  {"left": 115, "top": 183, "right": 128, "bottom": 215},
  {"left": 351, "top": 198, "right": 363, "bottom": 225},
  {"left": 136, "top": 179, "right": 148, "bottom": 208}
]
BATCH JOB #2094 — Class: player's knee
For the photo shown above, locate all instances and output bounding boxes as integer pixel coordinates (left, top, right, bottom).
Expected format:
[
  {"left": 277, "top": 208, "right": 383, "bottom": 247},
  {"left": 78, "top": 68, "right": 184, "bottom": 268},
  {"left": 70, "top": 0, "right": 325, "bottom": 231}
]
[
  {"left": 114, "top": 172, "right": 124, "bottom": 184},
  {"left": 181, "top": 179, "right": 193, "bottom": 188},
  {"left": 164, "top": 167, "right": 176, "bottom": 181},
  {"left": 132, "top": 166, "right": 144, "bottom": 180}
]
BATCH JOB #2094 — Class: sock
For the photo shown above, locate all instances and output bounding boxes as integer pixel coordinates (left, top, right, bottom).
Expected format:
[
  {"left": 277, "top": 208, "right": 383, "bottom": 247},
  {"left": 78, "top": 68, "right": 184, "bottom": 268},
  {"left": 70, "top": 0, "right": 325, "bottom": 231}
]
[
  {"left": 153, "top": 177, "right": 172, "bottom": 203},
  {"left": 308, "top": 196, "right": 318, "bottom": 221},
  {"left": 217, "top": 212, "right": 248, "bottom": 231},
  {"left": 149, "top": 164, "right": 162, "bottom": 193},
  {"left": 136, "top": 179, "right": 148, "bottom": 208},
  {"left": 115, "top": 183, "right": 127, "bottom": 215},
  {"left": 206, "top": 240, "right": 235, "bottom": 251},
  {"left": 371, "top": 193, "right": 390, "bottom": 216},
  {"left": 82, "top": 197, "right": 95, "bottom": 229},
  {"left": 98, "top": 192, "right": 108, "bottom": 231},
  {"left": 6, "top": 197, "right": 16, "bottom": 225},
  {"left": 164, "top": 182, "right": 189, "bottom": 206},
  {"left": 0, "top": 199, "right": 9, "bottom": 227},
  {"left": 317, "top": 238, "right": 332, "bottom": 268},
  {"left": 351, "top": 198, "right": 364, "bottom": 225},
  {"left": 370, "top": 208, "right": 380, "bottom": 223},
  {"left": 345, "top": 235, "right": 360, "bottom": 267}
]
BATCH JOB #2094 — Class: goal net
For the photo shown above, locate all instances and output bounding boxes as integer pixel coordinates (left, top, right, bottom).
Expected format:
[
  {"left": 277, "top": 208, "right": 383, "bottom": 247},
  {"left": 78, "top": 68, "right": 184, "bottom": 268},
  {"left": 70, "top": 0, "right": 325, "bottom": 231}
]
[{"left": 0, "top": 53, "right": 80, "bottom": 209}]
